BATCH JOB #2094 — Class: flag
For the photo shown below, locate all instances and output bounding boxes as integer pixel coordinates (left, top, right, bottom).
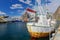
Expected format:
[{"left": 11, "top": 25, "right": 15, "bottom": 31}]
[{"left": 26, "top": 8, "right": 36, "bottom": 13}]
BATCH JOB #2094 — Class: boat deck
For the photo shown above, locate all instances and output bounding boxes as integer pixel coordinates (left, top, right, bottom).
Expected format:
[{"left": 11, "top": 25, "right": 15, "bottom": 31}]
[{"left": 52, "top": 25, "right": 60, "bottom": 40}]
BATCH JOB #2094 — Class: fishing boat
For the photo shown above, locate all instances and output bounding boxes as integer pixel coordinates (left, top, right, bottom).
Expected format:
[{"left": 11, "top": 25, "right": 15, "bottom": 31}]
[{"left": 26, "top": 0, "right": 57, "bottom": 38}]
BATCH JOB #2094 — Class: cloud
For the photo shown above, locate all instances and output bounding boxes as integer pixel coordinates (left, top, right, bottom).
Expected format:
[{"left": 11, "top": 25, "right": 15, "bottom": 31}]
[
  {"left": 19, "top": 0, "right": 24, "bottom": 3},
  {"left": 17, "top": 10, "right": 22, "bottom": 12},
  {"left": 17, "top": 10, "right": 23, "bottom": 15},
  {"left": 36, "top": 0, "right": 41, "bottom": 4},
  {"left": 10, "top": 4, "right": 23, "bottom": 9},
  {"left": 0, "top": 11, "right": 6, "bottom": 15},
  {"left": 19, "top": 0, "right": 33, "bottom": 6},
  {"left": 25, "top": 0, "right": 31, "bottom": 4}
]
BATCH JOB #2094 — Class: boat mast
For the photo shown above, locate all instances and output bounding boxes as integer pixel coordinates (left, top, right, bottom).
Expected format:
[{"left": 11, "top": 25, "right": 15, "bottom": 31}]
[{"left": 36, "top": 0, "right": 43, "bottom": 15}]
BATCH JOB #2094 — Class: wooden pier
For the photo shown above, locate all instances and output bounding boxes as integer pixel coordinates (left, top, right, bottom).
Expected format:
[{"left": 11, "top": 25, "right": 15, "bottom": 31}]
[{"left": 51, "top": 25, "right": 60, "bottom": 40}]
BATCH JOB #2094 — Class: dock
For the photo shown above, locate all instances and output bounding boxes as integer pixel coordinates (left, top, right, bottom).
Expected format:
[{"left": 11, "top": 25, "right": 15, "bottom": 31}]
[{"left": 51, "top": 25, "right": 60, "bottom": 40}]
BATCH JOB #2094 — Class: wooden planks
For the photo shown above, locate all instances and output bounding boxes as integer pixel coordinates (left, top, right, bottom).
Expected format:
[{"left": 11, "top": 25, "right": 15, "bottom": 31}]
[{"left": 53, "top": 25, "right": 60, "bottom": 40}]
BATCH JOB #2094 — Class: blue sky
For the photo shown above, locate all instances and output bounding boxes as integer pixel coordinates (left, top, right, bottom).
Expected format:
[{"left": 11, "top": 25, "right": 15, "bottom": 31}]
[
  {"left": 47, "top": 0, "right": 60, "bottom": 13},
  {"left": 0, "top": 0, "right": 35, "bottom": 16},
  {"left": 0, "top": 0, "right": 60, "bottom": 16}
]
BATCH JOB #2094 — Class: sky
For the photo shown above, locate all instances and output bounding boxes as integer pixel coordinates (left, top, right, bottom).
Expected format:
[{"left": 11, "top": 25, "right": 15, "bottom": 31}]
[
  {"left": 0, "top": 0, "right": 60, "bottom": 16},
  {"left": 47, "top": 0, "right": 60, "bottom": 13}
]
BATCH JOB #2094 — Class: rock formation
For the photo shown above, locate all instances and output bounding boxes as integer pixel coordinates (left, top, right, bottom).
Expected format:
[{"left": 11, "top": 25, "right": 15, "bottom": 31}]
[{"left": 53, "top": 6, "right": 60, "bottom": 21}]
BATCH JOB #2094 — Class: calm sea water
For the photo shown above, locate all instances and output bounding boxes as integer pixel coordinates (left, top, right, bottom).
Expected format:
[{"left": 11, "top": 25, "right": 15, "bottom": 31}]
[{"left": 0, "top": 22, "right": 49, "bottom": 40}]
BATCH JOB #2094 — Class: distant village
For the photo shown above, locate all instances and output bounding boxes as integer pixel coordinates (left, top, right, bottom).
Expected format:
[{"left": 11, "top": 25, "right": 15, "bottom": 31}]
[{"left": 0, "top": 6, "right": 60, "bottom": 23}]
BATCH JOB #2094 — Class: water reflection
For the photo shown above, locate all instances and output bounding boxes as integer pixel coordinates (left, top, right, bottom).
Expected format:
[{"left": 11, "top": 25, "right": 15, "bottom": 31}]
[
  {"left": 30, "top": 37, "right": 49, "bottom": 40},
  {"left": 0, "top": 23, "right": 7, "bottom": 36},
  {"left": 6, "top": 22, "right": 31, "bottom": 40},
  {"left": 0, "top": 22, "right": 49, "bottom": 40}
]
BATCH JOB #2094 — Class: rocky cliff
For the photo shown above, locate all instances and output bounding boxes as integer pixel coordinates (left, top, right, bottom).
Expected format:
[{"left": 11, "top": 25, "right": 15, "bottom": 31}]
[{"left": 53, "top": 6, "right": 60, "bottom": 21}]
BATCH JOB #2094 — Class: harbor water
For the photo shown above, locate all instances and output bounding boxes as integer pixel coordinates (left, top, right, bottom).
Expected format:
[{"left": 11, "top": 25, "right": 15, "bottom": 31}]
[{"left": 0, "top": 22, "right": 49, "bottom": 40}]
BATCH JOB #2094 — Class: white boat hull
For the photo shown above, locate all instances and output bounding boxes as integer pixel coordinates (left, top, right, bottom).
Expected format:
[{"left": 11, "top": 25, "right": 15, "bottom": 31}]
[{"left": 27, "top": 23, "right": 55, "bottom": 38}]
